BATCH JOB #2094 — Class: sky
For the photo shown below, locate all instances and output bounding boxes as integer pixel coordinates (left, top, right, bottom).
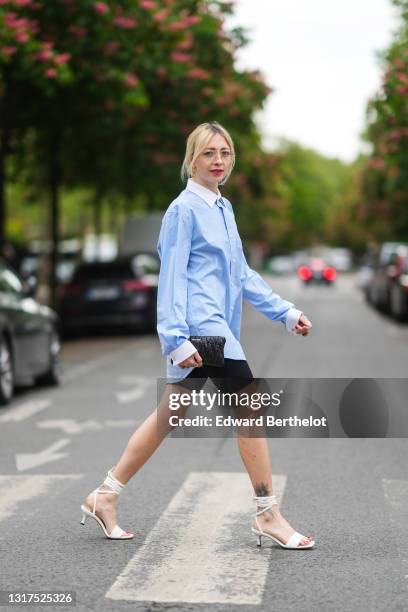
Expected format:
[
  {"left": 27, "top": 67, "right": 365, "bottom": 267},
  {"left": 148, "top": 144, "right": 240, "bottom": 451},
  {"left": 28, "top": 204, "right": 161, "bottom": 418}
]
[{"left": 225, "top": 0, "right": 399, "bottom": 162}]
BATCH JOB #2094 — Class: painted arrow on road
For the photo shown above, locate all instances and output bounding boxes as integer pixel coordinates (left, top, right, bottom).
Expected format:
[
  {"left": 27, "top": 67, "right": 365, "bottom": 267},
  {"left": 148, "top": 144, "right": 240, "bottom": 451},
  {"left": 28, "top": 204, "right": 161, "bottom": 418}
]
[{"left": 15, "top": 438, "right": 70, "bottom": 472}]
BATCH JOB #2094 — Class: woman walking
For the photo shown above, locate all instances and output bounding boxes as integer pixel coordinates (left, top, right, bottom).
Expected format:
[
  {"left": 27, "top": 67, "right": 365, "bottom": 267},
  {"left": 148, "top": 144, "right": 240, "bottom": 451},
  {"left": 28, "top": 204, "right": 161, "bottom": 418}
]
[{"left": 81, "top": 122, "right": 315, "bottom": 549}]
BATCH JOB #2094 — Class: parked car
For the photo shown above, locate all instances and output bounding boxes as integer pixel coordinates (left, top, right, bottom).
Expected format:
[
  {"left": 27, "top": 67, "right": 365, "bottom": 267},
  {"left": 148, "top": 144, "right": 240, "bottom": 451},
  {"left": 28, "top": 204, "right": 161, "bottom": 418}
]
[
  {"left": 357, "top": 252, "right": 376, "bottom": 297},
  {"left": 297, "top": 258, "right": 337, "bottom": 286},
  {"left": 366, "top": 243, "right": 408, "bottom": 311},
  {"left": 389, "top": 250, "right": 408, "bottom": 321},
  {"left": 266, "top": 255, "right": 295, "bottom": 275},
  {"left": 292, "top": 250, "right": 310, "bottom": 269},
  {"left": 326, "top": 248, "right": 353, "bottom": 272},
  {"left": 0, "top": 259, "right": 61, "bottom": 405},
  {"left": 58, "top": 253, "right": 159, "bottom": 336}
]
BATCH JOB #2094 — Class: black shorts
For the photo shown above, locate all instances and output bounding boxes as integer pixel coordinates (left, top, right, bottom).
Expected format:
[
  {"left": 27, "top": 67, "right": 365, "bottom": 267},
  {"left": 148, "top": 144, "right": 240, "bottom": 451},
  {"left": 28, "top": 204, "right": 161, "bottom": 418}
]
[{"left": 170, "top": 358, "right": 255, "bottom": 395}]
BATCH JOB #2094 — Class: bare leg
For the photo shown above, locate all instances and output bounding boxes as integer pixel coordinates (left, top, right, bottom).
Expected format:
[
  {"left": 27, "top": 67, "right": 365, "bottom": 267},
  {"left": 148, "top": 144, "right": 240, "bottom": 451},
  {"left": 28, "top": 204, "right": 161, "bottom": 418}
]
[
  {"left": 237, "top": 436, "right": 312, "bottom": 546},
  {"left": 84, "top": 383, "right": 192, "bottom": 534},
  {"left": 234, "top": 382, "right": 312, "bottom": 547}
]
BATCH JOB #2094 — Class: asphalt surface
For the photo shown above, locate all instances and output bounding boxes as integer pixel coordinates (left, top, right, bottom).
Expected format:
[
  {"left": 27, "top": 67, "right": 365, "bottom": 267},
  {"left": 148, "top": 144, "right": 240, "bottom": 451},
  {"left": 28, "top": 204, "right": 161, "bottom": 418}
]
[{"left": 0, "top": 273, "right": 407, "bottom": 612}]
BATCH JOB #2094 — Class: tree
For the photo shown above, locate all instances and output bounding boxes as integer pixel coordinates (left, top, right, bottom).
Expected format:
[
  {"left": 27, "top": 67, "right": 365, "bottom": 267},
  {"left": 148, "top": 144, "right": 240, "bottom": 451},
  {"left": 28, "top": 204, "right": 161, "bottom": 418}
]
[
  {"left": 1, "top": 0, "right": 274, "bottom": 305},
  {"left": 362, "top": 0, "right": 408, "bottom": 239},
  {"left": 1, "top": 0, "right": 207, "bottom": 304}
]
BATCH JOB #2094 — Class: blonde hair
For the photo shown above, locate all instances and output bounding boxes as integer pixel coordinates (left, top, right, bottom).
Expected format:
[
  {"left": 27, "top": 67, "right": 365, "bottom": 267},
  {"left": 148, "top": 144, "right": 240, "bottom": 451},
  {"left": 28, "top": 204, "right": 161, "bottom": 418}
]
[{"left": 180, "top": 122, "right": 235, "bottom": 186}]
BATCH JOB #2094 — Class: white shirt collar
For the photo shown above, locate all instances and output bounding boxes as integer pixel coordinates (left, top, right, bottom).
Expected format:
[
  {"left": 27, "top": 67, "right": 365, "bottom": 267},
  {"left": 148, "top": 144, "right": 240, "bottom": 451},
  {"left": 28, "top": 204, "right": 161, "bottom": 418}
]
[{"left": 186, "top": 178, "right": 221, "bottom": 208}]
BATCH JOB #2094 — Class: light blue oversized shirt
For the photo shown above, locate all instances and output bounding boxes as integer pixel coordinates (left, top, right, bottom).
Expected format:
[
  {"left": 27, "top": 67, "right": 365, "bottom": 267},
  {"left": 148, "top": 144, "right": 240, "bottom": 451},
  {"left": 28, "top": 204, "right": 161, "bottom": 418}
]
[{"left": 156, "top": 178, "right": 302, "bottom": 380}]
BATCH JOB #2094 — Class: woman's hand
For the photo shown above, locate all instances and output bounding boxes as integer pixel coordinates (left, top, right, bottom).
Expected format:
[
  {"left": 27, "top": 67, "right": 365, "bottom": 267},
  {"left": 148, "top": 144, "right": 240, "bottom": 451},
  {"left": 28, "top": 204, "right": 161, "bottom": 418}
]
[
  {"left": 293, "top": 313, "right": 312, "bottom": 336},
  {"left": 179, "top": 351, "right": 203, "bottom": 368}
]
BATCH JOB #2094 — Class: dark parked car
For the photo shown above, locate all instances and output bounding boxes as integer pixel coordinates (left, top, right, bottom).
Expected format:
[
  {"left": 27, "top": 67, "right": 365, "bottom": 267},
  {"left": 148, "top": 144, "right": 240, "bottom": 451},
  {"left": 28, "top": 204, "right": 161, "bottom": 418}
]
[
  {"left": 0, "top": 259, "right": 61, "bottom": 405},
  {"left": 58, "top": 254, "right": 159, "bottom": 336},
  {"left": 297, "top": 258, "right": 336, "bottom": 286},
  {"left": 367, "top": 243, "right": 408, "bottom": 312},
  {"left": 389, "top": 250, "right": 408, "bottom": 321}
]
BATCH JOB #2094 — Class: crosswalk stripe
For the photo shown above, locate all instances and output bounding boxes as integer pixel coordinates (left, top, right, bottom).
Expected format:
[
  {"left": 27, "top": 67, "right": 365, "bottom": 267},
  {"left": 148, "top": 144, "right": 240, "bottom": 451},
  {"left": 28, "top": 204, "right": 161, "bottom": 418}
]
[
  {"left": 105, "top": 471, "right": 286, "bottom": 605},
  {"left": 0, "top": 475, "right": 81, "bottom": 523},
  {"left": 382, "top": 478, "right": 408, "bottom": 580}
]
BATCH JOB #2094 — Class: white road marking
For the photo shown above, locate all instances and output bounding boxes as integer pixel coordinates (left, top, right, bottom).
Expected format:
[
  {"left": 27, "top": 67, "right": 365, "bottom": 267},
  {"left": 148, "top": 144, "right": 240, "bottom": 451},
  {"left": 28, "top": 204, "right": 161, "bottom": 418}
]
[
  {"left": 0, "top": 399, "right": 52, "bottom": 423},
  {"left": 105, "top": 419, "right": 141, "bottom": 428},
  {"left": 15, "top": 438, "right": 70, "bottom": 472},
  {"left": 382, "top": 478, "right": 408, "bottom": 581},
  {"left": 62, "top": 347, "right": 135, "bottom": 383},
  {"left": 116, "top": 376, "right": 153, "bottom": 404},
  {"left": 37, "top": 419, "right": 140, "bottom": 434},
  {"left": 37, "top": 419, "right": 103, "bottom": 434},
  {"left": 105, "top": 471, "right": 287, "bottom": 605},
  {"left": 116, "top": 388, "right": 147, "bottom": 403},
  {"left": 118, "top": 372, "right": 156, "bottom": 385},
  {"left": 0, "top": 474, "right": 81, "bottom": 522}
]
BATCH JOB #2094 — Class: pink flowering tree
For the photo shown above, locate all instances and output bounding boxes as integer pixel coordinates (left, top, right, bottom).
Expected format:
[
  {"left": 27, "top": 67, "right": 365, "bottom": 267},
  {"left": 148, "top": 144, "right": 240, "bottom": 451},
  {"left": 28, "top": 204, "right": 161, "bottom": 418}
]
[
  {"left": 1, "top": 0, "right": 273, "bottom": 305},
  {"left": 0, "top": 0, "right": 192, "bottom": 304},
  {"left": 75, "top": 0, "right": 272, "bottom": 212},
  {"left": 361, "top": 0, "right": 408, "bottom": 239}
]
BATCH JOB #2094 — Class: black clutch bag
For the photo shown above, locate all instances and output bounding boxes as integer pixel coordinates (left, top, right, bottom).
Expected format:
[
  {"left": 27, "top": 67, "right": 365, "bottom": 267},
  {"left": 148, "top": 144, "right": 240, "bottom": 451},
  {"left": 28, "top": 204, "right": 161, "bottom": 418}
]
[
  {"left": 170, "top": 336, "right": 226, "bottom": 367},
  {"left": 189, "top": 336, "right": 226, "bottom": 367}
]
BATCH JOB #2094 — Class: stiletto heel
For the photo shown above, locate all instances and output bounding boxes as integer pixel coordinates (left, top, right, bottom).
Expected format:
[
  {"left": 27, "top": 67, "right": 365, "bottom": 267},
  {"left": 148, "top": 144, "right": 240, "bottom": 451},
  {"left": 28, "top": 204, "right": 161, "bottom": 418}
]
[
  {"left": 251, "top": 494, "right": 315, "bottom": 549},
  {"left": 80, "top": 467, "right": 134, "bottom": 540}
]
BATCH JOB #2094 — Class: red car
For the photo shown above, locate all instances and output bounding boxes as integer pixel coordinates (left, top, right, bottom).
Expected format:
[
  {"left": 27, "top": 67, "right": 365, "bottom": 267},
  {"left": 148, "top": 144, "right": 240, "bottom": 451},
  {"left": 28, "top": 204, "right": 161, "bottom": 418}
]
[{"left": 297, "top": 258, "right": 336, "bottom": 286}]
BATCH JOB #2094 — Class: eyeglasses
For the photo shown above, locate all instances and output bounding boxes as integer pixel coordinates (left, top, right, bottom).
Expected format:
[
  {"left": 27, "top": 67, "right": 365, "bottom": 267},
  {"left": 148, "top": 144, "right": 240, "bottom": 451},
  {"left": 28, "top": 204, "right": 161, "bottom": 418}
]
[{"left": 202, "top": 150, "right": 232, "bottom": 160}]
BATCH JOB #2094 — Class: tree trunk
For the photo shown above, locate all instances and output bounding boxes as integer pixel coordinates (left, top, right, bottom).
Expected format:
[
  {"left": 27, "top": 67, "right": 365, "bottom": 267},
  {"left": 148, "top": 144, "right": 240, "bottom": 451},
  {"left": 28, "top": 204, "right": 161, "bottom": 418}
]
[
  {"left": 125, "top": 193, "right": 133, "bottom": 216},
  {"left": 0, "top": 127, "right": 11, "bottom": 255},
  {"left": 108, "top": 195, "right": 119, "bottom": 239},
  {"left": 0, "top": 66, "right": 12, "bottom": 255},
  {"left": 93, "top": 193, "right": 102, "bottom": 260},
  {"left": 0, "top": 141, "right": 6, "bottom": 255},
  {"left": 48, "top": 134, "right": 61, "bottom": 310}
]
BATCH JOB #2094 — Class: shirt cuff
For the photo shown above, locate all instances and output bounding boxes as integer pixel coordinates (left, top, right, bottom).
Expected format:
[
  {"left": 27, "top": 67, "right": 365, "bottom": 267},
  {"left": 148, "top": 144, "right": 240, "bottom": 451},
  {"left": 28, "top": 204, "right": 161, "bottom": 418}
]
[
  {"left": 285, "top": 307, "right": 303, "bottom": 334},
  {"left": 170, "top": 340, "right": 197, "bottom": 365}
]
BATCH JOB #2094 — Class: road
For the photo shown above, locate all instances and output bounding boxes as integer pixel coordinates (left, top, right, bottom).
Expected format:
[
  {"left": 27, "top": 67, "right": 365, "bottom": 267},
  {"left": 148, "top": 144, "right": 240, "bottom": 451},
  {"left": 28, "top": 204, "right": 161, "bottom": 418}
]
[{"left": 0, "top": 273, "right": 406, "bottom": 612}]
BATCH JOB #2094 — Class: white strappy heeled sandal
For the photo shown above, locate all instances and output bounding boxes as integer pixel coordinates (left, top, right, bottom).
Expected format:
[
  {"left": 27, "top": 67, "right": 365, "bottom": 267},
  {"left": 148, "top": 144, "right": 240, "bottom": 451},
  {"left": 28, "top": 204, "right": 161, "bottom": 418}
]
[
  {"left": 251, "top": 494, "right": 315, "bottom": 549},
  {"left": 80, "top": 468, "right": 134, "bottom": 540}
]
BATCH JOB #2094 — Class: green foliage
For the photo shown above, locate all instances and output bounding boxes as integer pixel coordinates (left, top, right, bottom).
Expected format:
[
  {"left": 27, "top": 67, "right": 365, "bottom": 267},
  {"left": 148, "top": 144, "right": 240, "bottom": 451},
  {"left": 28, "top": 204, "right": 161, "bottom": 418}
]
[
  {"left": 222, "top": 136, "right": 356, "bottom": 253},
  {"left": 362, "top": 0, "right": 408, "bottom": 239},
  {"left": 1, "top": 0, "right": 366, "bottom": 260},
  {"left": 0, "top": 0, "right": 272, "bottom": 211}
]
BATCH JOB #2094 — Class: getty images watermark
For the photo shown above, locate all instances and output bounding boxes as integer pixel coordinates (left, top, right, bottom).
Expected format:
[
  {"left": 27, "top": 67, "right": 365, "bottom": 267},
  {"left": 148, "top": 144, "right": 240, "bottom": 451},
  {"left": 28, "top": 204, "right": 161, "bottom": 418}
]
[
  {"left": 156, "top": 378, "right": 408, "bottom": 438},
  {"left": 166, "top": 387, "right": 326, "bottom": 429}
]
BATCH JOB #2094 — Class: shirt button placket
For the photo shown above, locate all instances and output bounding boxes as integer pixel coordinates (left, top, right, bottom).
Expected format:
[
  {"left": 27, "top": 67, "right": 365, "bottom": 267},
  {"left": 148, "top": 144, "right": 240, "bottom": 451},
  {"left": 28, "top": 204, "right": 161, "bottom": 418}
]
[{"left": 217, "top": 199, "right": 233, "bottom": 273}]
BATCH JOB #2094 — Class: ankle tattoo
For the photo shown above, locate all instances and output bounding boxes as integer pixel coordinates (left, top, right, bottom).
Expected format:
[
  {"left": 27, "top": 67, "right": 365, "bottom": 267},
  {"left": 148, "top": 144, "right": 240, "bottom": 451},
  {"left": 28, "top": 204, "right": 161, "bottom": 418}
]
[{"left": 254, "top": 482, "right": 270, "bottom": 497}]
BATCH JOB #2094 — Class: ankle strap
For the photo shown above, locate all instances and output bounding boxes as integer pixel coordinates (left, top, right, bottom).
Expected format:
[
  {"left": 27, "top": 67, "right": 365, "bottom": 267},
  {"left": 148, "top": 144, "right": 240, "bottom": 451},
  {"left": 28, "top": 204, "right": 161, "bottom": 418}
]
[
  {"left": 103, "top": 468, "right": 125, "bottom": 495},
  {"left": 253, "top": 494, "right": 278, "bottom": 516}
]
